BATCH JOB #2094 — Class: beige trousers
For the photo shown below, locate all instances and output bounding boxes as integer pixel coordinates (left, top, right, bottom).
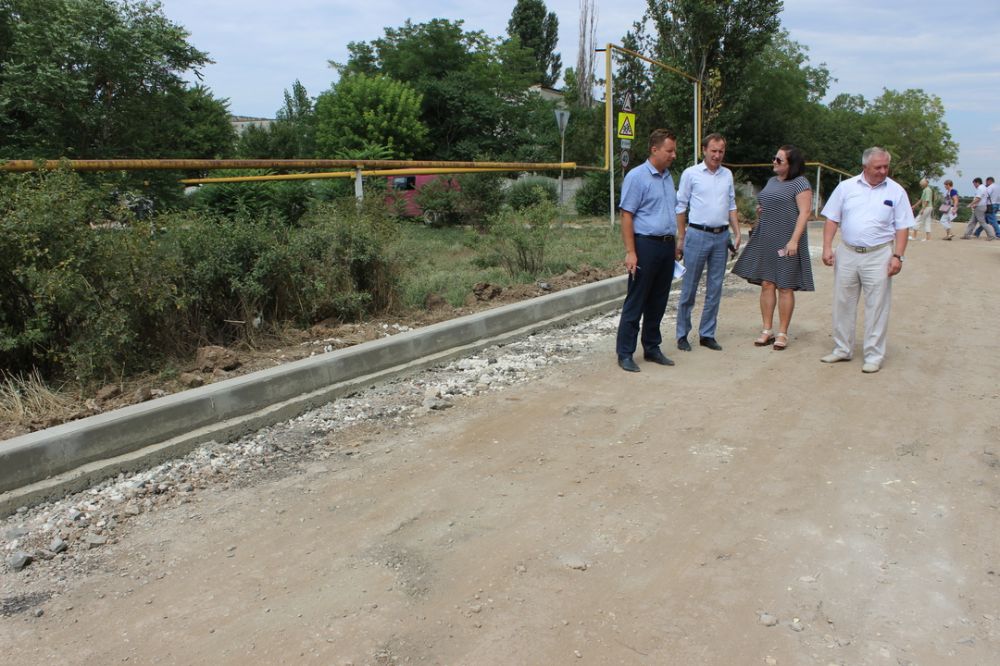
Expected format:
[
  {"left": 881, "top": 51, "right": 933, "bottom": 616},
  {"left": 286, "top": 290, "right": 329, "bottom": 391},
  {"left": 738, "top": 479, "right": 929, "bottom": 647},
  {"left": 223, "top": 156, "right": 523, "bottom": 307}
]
[
  {"left": 963, "top": 208, "right": 996, "bottom": 239},
  {"left": 830, "top": 244, "right": 893, "bottom": 365}
]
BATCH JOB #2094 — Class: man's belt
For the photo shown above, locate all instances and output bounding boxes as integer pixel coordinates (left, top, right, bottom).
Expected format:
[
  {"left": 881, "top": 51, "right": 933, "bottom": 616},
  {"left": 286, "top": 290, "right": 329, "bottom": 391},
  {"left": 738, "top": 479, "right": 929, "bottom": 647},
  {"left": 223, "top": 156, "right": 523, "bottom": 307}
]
[
  {"left": 635, "top": 233, "right": 676, "bottom": 242},
  {"left": 842, "top": 240, "right": 893, "bottom": 253},
  {"left": 687, "top": 223, "right": 728, "bottom": 234}
]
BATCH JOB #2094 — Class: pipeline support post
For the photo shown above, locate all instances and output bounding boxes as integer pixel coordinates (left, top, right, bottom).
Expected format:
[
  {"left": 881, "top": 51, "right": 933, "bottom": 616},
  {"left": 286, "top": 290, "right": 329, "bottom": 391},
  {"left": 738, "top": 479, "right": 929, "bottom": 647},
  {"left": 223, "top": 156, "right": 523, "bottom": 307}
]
[{"left": 605, "top": 45, "right": 615, "bottom": 228}]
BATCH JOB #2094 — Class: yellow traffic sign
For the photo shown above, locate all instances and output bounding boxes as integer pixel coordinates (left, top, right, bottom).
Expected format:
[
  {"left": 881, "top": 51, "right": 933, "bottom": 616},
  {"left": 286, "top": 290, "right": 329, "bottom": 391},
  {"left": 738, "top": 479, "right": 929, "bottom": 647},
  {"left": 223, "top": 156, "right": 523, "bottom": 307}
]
[{"left": 617, "top": 112, "right": 636, "bottom": 140}]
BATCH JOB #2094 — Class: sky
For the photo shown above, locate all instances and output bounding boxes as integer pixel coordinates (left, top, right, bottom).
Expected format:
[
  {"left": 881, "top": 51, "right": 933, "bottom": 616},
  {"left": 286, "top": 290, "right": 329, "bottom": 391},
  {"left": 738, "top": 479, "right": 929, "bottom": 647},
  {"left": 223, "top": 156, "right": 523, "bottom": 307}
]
[{"left": 159, "top": 0, "right": 1000, "bottom": 195}]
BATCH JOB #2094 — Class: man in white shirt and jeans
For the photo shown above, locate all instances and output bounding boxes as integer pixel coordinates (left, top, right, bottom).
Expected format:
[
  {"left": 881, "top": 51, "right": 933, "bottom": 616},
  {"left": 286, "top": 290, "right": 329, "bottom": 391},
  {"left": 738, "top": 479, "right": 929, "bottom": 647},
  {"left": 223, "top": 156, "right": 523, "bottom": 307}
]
[
  {"left": 971, "top": 176, "right": 1000, "bottom": 239},
  {"left": 820, "top": 147, "right": 915, "bottom": 373},
  {"left": 674, "top": 133, "right": 742, "bottom": 352},
  {"left": 963, "top": 177, "right": 996, "bottom": 240}
]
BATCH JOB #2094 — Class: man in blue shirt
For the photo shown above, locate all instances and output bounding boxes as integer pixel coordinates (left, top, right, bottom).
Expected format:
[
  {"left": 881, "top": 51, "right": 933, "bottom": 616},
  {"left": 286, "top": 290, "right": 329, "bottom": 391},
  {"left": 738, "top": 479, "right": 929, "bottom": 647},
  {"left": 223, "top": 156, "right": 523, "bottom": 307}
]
[{"left": 615, "top": 128, "right": 680, "bottom": 372}]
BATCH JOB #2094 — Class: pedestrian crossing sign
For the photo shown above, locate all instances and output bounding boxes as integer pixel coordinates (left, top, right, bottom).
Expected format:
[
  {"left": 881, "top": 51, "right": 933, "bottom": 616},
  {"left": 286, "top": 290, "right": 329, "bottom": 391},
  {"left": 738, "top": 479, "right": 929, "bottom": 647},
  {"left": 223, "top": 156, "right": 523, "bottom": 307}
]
[{"left": 617, "top": 112, "right": 636, "bottom": 140}]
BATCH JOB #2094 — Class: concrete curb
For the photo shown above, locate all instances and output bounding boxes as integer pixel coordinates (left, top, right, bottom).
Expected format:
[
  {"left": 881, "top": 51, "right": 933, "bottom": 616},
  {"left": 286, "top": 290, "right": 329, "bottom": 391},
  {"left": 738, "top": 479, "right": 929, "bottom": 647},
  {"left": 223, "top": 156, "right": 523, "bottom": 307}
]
[{"left": 0, "top": 275, "right": 627, "bottom": 515}]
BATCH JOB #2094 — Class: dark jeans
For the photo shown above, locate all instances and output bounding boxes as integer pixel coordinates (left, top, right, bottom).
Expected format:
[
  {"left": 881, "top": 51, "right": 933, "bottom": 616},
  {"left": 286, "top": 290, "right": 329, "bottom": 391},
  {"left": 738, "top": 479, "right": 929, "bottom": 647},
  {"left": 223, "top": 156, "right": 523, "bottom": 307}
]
[{"left": 616, "top": 235, "right": 676, "bottom": 359}]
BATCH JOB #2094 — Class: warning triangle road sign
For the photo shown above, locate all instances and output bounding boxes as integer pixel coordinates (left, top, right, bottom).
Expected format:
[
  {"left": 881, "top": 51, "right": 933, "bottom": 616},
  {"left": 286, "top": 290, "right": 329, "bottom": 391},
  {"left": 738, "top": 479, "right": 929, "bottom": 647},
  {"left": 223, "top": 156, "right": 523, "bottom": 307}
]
[{"left": 617, "top": 112, "right": 635, "bottom": 140}]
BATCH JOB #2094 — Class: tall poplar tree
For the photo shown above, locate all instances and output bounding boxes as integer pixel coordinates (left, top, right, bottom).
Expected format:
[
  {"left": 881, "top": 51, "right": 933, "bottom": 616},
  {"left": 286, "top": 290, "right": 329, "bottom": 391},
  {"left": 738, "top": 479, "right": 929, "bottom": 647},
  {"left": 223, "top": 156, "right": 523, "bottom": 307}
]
[{"left": 507, "top": 0, "right": 562, "bottom": 87}]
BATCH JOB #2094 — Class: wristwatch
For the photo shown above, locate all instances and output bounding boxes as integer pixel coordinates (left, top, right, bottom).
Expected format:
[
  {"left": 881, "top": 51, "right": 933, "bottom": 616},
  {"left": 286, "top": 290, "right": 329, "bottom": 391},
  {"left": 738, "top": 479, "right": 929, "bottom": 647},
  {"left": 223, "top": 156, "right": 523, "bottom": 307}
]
[{"left": 892, "top": 254, "right": 904, "bottom": 262}]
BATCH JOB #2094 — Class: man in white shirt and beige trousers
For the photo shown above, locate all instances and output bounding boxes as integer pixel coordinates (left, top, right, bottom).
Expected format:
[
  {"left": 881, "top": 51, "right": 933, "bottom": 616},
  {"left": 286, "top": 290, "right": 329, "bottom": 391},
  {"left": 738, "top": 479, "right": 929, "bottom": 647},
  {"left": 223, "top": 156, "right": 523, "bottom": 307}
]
[{"left": 820, "top": 147, "right": 914, "bottom": 374}]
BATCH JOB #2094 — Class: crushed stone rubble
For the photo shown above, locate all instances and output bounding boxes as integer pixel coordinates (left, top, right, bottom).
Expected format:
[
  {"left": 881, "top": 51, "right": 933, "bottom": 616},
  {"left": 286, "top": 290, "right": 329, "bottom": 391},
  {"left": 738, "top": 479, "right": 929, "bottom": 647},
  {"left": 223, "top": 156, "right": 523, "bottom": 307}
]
[{"left": 1, "top": 312, "right": 619, "bottom": 586}]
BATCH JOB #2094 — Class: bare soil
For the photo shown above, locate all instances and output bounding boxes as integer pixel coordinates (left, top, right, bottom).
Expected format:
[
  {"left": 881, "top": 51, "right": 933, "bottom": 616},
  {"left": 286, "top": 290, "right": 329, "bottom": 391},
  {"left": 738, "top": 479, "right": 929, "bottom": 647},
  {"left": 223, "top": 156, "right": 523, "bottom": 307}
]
[{"left": 2, "top": 227, "right": 999, "bottom": 664}]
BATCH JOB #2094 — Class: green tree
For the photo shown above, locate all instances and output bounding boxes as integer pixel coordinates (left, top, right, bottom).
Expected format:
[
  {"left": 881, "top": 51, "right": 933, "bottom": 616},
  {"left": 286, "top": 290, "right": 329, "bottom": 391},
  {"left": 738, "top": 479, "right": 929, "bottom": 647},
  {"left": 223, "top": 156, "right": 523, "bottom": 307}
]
[
  {"left": 643, "top": 0, "right": 783, "bottom": 163},
  {"left": 0, "top": 0, "right": 221, "bottom": 159},
  {"left": 337, "top": 19, "right": 539, "bottom": 161},
  {"left": 172, "top": 85, "right": 236, "bottom": 159},
  {"left": 314, "top": 73, "right": 427, "bottom": 159},
  {"left": 560, "top": 68, "right": 605, "bottom": 167},
  {"left": 722, "top": 33, "right": 831, "bottom": 174},
  {"left": 866, "top": 88, "right": 957, "bottom": 189},
  {"left": 810, "top": 93, "right": 870, "bottom": 191},
  {"left": 507, "top": 0, "right": 562, "bottom": 87},
  {"left": 236, "top": 80, "right": 316, "bottom": 158}
]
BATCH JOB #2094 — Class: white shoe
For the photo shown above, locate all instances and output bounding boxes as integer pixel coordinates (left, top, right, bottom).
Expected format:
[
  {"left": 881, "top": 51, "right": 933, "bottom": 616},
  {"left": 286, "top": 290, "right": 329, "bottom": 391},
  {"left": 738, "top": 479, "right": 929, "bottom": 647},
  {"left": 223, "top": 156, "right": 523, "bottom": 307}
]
[
  {"left": 861, "top": 362, "right": 881, "bottom": 373},
  {"left": 821, "top": 353, "right": 850, "bottom": 363}
]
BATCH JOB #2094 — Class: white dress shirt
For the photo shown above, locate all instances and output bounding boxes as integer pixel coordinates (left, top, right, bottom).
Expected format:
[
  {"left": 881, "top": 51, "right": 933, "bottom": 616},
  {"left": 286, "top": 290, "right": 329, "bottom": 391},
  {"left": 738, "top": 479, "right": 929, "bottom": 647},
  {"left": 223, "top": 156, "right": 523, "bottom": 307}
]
[
  {"left": 675, "top": 162, "right": 736, "bottom": 227},
  {"left": 821, "top": 174, "right": 915, "bottom": 247}
]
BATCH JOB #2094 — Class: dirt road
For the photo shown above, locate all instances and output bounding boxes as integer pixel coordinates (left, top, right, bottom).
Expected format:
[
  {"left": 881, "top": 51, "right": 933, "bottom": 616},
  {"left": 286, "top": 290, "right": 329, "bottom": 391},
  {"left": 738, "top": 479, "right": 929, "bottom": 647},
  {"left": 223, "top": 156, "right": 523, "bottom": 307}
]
[{"left": 2, "top": 227, "right": 999, "bottom": 665}]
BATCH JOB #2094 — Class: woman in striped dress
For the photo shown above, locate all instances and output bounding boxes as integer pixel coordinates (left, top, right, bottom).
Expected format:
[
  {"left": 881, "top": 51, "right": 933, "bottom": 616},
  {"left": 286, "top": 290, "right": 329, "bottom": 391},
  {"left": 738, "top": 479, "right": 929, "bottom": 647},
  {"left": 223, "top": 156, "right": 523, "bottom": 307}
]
[{"left": 732, "top": 145, "right": 814, "bottom": 350}]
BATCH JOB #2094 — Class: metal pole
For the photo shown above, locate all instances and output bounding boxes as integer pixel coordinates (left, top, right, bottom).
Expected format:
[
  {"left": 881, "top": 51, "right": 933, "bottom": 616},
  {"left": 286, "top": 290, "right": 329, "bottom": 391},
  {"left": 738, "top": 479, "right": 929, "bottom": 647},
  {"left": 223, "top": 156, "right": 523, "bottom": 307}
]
[
  {"left": 607, "top": 44, "right": 615, "bottom": 228},
  {"left": 559, "top": 137, "right": 565, "bottom": 205},
  {"left": 354, "top": 168, "right": 363, "bottom": 202},
  {"left": 693, "top": 82, "right": 699, "bottom": 164},
  {"left": 815, "top": 165, "right": 822, "bottom": 217}
]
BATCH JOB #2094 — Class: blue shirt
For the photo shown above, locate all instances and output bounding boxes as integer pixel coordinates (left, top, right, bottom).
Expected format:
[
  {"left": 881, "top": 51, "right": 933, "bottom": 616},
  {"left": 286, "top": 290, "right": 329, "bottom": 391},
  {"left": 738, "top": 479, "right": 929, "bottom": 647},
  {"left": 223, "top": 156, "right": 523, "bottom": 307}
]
[
  {"left": 675, "top": 162, "right": 736, "bottom": 226},
  {"left": 619, "top": 159, "right": 678, "bottom": 235}
]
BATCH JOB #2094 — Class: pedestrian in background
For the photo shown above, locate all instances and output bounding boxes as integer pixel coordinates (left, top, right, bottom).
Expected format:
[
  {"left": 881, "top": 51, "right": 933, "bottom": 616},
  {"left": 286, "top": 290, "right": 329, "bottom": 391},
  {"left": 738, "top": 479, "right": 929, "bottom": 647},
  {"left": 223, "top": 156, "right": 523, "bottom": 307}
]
[
  {"left": 909, "top": 178, "right": 933, "bottom": 242},
  {"left": 972, "top": 176, "right": 1000, "bottom": 239},
  {"left": 963, "top": 178, "right": 996, "bottom": 240},
  {"left": 938, "top": 179, "right": 957, "bottom": 240}
]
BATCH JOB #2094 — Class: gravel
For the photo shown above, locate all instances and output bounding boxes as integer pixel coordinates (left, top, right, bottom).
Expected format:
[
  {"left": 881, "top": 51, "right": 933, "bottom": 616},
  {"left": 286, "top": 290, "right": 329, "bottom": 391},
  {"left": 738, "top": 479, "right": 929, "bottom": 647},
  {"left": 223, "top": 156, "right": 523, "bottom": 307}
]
[{"left": 1, "top": 311, "right": 621, "bottom": 581}]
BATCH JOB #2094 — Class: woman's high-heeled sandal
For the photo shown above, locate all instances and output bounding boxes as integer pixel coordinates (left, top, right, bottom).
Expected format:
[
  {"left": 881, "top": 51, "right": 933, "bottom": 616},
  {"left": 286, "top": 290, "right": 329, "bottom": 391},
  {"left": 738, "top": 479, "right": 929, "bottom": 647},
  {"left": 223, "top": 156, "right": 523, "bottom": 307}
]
[
  {"left": 754, "top": 329, "right": 775, "bottom": 346},
  {"left": 773, "top": 332, "right": 788, "bottom": 350}
]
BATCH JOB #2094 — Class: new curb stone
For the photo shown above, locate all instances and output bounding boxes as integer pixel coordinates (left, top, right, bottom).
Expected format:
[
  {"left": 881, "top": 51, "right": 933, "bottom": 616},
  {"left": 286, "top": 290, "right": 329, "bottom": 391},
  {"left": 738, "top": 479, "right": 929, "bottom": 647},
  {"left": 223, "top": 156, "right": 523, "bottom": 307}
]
[{"left": 0, "top": 276, "right": 627, "bottom": 516}]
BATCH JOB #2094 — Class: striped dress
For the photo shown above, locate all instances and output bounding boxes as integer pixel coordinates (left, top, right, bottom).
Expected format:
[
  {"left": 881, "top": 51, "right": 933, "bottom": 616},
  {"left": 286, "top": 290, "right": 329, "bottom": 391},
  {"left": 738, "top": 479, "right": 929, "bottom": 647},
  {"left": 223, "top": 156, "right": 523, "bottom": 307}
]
[{"left": 732, "top": 175, "right": 815, "bottom": 292}]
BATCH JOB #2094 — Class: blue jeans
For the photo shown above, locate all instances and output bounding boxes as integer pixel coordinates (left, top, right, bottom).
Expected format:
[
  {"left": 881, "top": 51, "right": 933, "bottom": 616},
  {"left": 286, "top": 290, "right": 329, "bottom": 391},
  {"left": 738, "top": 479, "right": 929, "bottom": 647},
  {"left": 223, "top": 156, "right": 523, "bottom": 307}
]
[
  {"left": 616, "top": 235, "right": 676, "bottom": 358},
  {"left": 676, "top": 227, "right": 729, "bottom": 340}
]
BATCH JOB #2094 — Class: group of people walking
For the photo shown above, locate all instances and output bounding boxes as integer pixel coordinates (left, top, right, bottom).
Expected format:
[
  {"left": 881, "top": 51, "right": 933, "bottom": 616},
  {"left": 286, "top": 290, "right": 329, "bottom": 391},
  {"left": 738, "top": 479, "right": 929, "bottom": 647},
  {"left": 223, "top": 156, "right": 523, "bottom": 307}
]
[
  {"left": 615, "top": 130, "right": 916, "bottom": 375},
  {"left": 911, "top": 176, "right": 998, "bottom": 241}
]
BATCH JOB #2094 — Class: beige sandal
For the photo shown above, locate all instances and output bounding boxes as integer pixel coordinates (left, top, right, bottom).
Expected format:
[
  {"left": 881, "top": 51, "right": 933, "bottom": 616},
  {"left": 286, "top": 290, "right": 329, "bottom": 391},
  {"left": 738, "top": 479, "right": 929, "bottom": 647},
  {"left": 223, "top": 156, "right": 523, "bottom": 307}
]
[
  {"left": 754, "top": 329, "right": 775, "bottom": 346},
  {"left": 773, "top": 332, "right": 788, "bottom": 350}
]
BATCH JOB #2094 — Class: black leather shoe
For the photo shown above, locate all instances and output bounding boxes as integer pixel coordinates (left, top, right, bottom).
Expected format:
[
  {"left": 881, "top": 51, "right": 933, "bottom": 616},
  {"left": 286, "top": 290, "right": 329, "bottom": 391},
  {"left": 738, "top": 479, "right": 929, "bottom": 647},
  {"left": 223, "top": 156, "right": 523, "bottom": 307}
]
[
  {"left": 699, "top": 337, "right": 723, "bottom": 351},
  {"left": 677, "top": 337, "right": 692, "bottom": 352},
  {"left": 618, "top": 356, "right": 640, "bottom": 372},
  {"left": 643, "top": 349, "right": 675, "bottom": 366}
]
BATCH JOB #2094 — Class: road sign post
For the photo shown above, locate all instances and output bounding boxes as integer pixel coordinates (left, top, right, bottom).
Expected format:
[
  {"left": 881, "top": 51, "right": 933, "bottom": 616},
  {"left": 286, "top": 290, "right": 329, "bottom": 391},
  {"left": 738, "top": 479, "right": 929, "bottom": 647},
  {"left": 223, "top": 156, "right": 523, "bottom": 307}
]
[{"left": 554, "top": 110, "right": 570, "bottom": 205}]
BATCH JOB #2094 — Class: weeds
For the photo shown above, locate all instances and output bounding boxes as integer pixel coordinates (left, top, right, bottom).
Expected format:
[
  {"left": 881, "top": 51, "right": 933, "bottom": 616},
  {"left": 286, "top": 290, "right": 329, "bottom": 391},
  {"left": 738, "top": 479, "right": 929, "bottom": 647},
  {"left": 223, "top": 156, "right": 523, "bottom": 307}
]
[{"left": 0, "top": 369, "right": 73, "bottom": 425}]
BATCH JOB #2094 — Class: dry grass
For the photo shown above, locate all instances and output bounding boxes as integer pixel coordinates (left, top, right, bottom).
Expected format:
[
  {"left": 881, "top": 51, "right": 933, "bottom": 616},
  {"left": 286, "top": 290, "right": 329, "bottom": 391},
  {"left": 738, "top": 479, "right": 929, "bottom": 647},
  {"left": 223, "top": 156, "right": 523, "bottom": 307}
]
[{"left": 0, "top": 369, "right": 74, "bottom": 427}]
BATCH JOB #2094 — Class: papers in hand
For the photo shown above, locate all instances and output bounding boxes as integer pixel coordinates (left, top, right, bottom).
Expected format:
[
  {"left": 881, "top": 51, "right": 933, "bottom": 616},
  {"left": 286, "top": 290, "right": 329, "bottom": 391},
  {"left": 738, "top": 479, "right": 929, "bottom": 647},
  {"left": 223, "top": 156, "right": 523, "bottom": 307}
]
[{"left": 674, "top": 260, "right": 686, "bottom": 279}]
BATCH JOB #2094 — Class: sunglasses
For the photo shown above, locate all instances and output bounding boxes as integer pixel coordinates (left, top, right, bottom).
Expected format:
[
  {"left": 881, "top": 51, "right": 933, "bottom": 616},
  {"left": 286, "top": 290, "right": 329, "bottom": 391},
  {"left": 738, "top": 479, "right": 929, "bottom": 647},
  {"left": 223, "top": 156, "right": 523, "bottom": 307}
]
[{"left": 772, "top": 156, "right": 784, "bottom": 164}]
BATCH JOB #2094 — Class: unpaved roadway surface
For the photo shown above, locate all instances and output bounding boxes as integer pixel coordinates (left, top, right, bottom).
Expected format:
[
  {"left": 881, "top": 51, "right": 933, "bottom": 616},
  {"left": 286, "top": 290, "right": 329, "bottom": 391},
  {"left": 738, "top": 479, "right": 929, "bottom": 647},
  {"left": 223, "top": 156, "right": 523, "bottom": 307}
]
[{"left": 2, "top": 226, "right": 999, "bottom": 665}]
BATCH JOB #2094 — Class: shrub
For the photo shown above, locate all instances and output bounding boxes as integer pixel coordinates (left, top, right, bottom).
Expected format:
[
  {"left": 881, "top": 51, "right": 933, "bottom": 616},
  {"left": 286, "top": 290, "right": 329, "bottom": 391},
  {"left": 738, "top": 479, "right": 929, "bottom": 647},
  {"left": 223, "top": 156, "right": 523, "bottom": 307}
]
[
  {"left": 188, "top": 170, "right": 318, "bottom": 226},
  {"left": 479, "top": 201, "right": 557, "bottom": 279},
  {"left": 0, "top": 169, "right": 172, "bottom": 381},
  {"left": 413, "top": 177, "right": 462, "bottom": 226},
  {"left": 0, "top": 169, "right": 400, "bottom": 384},
  {"left": 574, "top": 170, "right": 620, "bottom": 217},
  {"left": 290, "top": 199, "right": 400, "bottom": 320},
  {"left": 507, "top": 177, "right": 558, "bottom": 211},
  {"left": 454, "top": 172, "right": 506, "bottom": 228},
  {"left": 737, "top": 192, "right": 759, "bottom": 225}
]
